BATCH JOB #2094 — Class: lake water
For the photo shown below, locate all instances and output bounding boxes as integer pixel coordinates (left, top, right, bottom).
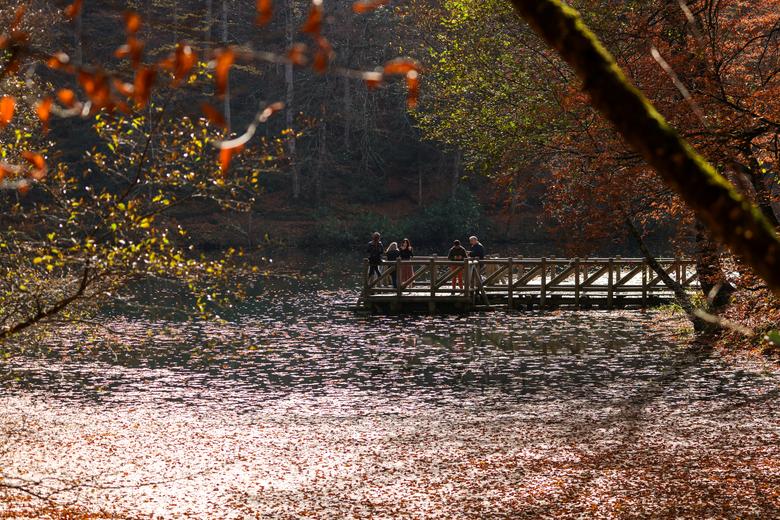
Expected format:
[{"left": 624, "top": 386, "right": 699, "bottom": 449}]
[{"left": 2, "top": 258, "right": 779, "bottom": 518}]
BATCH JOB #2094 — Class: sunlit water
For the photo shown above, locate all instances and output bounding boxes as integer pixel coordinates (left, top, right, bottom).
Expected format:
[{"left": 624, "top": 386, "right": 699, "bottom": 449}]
[{"left": 2, "top": 259, "right": 779, "bottom": 518}]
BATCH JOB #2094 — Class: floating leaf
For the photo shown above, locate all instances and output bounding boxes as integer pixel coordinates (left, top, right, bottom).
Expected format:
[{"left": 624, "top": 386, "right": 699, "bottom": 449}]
[
  {"left": 36, "top": 97, "right": 53, "bottom": 132},
  {"left": 300, "top": 2, "right": 323, "bottom": 35},
  {"left": 0, "top": 96, "right": 14, "bottom": 128},
  {"left": 112, "top": 79, "right": 134, "bottom": 98},
  {"left": 47, "top": 52, "right": 71, "bottom": 71},
  {"left": 201, "top": 102, "right": 227, "bottom": 130},
  {"left": 352, "top": 0, "right": 390, "bottom": 14},
  {"left": 64, "top": 0, "right": 83, "bottom": 20},
  {"left": 78, "top": 70, "right": 112, "bottom": 109},
  {"left": 214, "top": 48, "right": 235, "bottom": 98},
  {"left": 362, "top": 71, "right": 383, "bottom": 90},
  {"left": 115, "top": 37, "right": 144, "bottom": 69},
  {"left": 256, "top": 0, "right": 273, "bottom": 25},
  {"left": 22, "top": 151, "right": 46, "bottom": 179}
]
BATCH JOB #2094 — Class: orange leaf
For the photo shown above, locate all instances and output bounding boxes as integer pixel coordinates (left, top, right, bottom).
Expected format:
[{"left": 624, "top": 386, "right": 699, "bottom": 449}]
[
  {"left": 300, "top": 3, "right": 323, "bottom": 35},
  {"left": 312, "top": 36, "right": 332, "bottom": 74},
  {"left": 36, "top": 97, "right": 53, "bottom": 132},
  {"left": 352, "top": 0, "right": 390, "bottom": 14},
  {"left": 115, "top": 37, "right": 144, "bottom": 69},
  {"left": 214, "top": 48, "right": 235, "bottom": 98},
  {"left": 201, "top": 102, "right": 227, "bottom": 129},
  {"left": 47, "top": 52, "right": 72, "bottom": 71},
  {"left": 362, "top": 71, "right": 383, "bottom": 90},
  {"left": 287, "top": 43, "right": 308, "bottom": 66},
  {"left": 0, "top": 96, "right": 15, "bottom": 128},
  {"left": 383, "top": 58, "right": 421, "bottom": 76},
  {"left": 78, "top": 70, "right": 111, "bottom": 109},
  {"left": 22, "top": 151, "right": 45, "bottom": 170},
  {"left": 64, "top": 0, "right": 83, "bottom": 20},
  {"left": 112, "top": 79, "right": 134, "bottom": 97},
  {"left": 161, "top": 43, "right": 197, "bottom": 87},
  {"left": 219, "top": 144, "right": 244, "bottom": 175},
  {"left": 57, "top": 88, "right": 77, "bottom": 107},
  {"left": 133, "top": 66, "right": 156, "bottom": 107},
  {"left": 124, "top": 11, "right": 142, "bottom": 35},
  {"left": 256, "top": 0, "right": 273, "bottom": 25},
  {"left": 405, "top": 70, "right": 419, "bottom": 109}
]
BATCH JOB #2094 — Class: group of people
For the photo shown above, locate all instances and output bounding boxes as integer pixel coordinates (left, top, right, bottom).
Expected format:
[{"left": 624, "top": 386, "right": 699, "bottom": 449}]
[{"left": 366, "top": 232, "right": 486, "bottom": 289}]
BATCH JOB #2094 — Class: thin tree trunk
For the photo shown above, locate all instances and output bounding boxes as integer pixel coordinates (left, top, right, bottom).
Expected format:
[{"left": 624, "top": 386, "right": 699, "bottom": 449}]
[
  {"left": 507, "top": 0, "right": 780, "bottom": 295},
  {"left": 451, "top": 150, "right": 461, "bottom": 199},
  {"left": 221, "top": 0, "right": 232, "bottom": 131},
  {"left": 694, "top": 219, "right": 735, "bottom": 307},
  {"left": 286, "top": 0, "right": 299, "bottom": 199}
]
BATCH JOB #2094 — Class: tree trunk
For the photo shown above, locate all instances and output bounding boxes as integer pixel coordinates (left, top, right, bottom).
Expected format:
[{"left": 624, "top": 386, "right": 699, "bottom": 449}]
[
  {"left": 451, "top": 150, "right": 461, "bottom": 199},
  {"left": 221, "top": 0, "right": 232, "bottom": 131},
  {"left": 316, "top": 104, "right": 326, "bottom": 204},
  {"left": 694, "top": 219, "right": 735, "bottom": 307},
  {"left": 286, "top": 1, "right": 299, "bottom": 199},
  {"left": 507, "top": 0, "right": 780, "bottom": 295}
]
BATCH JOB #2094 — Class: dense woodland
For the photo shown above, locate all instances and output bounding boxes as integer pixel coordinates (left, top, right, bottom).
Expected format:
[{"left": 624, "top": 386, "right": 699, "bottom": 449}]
[{"left": 0, "top": 0, "right": 779, "bottom": 346}]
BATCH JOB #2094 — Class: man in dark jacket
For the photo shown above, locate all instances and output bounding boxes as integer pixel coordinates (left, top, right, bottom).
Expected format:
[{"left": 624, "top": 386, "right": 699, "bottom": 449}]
[
  {"left": 366, "top": 232, "right": 384, "bottom": 283},
  {"left": 468, "top": 236, "right": 485, "bottom": 259}
]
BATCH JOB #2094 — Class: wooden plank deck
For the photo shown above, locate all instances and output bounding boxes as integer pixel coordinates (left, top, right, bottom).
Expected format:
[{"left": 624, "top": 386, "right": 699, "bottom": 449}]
[{"left": 359, "top": 256, "right": 698, "bottom": 313}]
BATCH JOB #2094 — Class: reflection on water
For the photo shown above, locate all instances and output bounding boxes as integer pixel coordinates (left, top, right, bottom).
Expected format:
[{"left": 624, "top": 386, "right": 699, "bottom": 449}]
[{"left": 2, "top": 258, "right": 779, "bottom": 518}]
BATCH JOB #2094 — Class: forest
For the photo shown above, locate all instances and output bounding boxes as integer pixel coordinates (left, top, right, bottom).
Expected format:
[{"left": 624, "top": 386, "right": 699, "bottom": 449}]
[{"left": 1, "top": 0, "right": 780, "bottom": 517}]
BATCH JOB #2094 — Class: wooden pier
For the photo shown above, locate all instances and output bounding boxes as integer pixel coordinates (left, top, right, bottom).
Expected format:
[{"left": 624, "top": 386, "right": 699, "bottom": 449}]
[{"left": 360, "top": 256, "right": 699, "bottom": 313}]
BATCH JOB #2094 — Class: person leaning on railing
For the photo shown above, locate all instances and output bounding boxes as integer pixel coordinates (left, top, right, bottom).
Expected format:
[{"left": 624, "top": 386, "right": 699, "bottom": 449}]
[
  {"left": 448, "top": 240, "right": 468, "bottom": 289},
  {"left": 385, "top": 242, "right": 400, "bottom": 288},
  {"left": 366, "top": 232, "right": 384, "bottom": 284}
]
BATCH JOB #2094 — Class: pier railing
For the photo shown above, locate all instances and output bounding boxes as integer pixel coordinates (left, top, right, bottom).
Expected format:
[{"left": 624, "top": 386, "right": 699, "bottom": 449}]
[{"left": 362, "top": 256, "right": 698, "bottom": 311}]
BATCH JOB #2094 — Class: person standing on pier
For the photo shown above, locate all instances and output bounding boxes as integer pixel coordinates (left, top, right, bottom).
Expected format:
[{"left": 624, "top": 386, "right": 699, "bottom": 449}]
[
  {"left": 367, "top": 232, "right": 384, "bottom": 284},
  {"left": 448, "top": 240, "right": 468, "bottom": 289},
  {"left": 468, "top": 236, "right": 485, "bottom": 259},
  {"left": 385, "top": 242, "right": 400, "bottom": 288},
  {"left": 399, "top": 238, "right": 414, "bottom": 284}
]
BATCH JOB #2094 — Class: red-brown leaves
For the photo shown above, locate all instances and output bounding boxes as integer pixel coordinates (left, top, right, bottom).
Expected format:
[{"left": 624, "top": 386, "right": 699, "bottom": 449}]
[
  {"left": 0, "top": 96, "right": 15, "bottom": 128},
  {"left": 214, "top": 48, "right": 235, "bottom": 98},
  {"left": 36, "top": 97, "right": 53, "bottom": 131},
  {"left": 287, "top": 44, "right": 308, "bottom": 66},
  {"left": 159, "top": 44, "right": 197, "bottom": 87},
  {"left": 256, "top": 0, "right": 273, "bottom": 26},
  {"left": 57, "top": 88, "right": 77, "bottom": 107},
  {"left": 22, "top": 151, "right": 46, "bottom": 179},
  {"left": 124, "top": 11, "right": 142, "bottom": 35},
  {"left": 300, "top": 1, "right": 323, "bottom": 35},
  {"left": 133, "top": 66, "right": 156, "bottom": 107},
  {"left": 115, "top": 37, "right": 145, "bottom": 69},
  {"left": 219, "top": 144, "right": 244, "bottom": 175},
  {"left": 11, "top": 5, "right": 27, "bottom": 30},
  {"left": 352, "top": 0, "right": 390, "bottom": 14},
  {"left": 201, "top": 102, "right": 227, "bottom": 130},
  {"left": 64, "top": 0, "right": 83, "bottom": 20},
  {"left": 78, "top": 70, "right": 111, "bottom": 109},
  {"left": 312, "top": 37, "right": 333, "bottom": 74}
]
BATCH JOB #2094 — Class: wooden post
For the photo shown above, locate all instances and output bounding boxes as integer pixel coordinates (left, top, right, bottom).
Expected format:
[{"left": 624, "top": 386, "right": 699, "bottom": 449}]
[
  {"left": 429, "top": 257, "right": 436, "bottom": 298},
  {"left": 641, "top": 259, "right": 647, "bottom": 307},
  {"left": 464, "top": 259, "right": 471, "bottom": 304},
  {"left": 507, "top": 257, "right": 514, "bottom": 309},
  {"left": 574, "top": 258, "right": 580, "bottom": 309},
  {"left": 607, "top": 257, "right": 614, "bottom": 309},
  {"left": 675, "top": 257, "right": 682, "bottom": 284},
  {"left": 540, "top": 257, "right": 547, "bottom": 310},
  {"left": 396, "top": 258, "right": 402, "bottom": 302},
  {"left": 363, "top": 258, "right": 369, "bottom": 298}
]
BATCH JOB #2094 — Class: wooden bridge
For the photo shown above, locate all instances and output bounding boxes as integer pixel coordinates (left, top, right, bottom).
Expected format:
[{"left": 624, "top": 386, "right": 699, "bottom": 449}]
[{"left": 359, "top": 256, "right": 699, "bottom": 313}]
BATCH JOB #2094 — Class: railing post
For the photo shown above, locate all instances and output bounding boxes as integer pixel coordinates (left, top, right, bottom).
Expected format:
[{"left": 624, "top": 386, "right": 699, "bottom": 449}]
[
  {"left": 507, "top": 257, "right": 514, "bottom": 309},
  {"left": 464, "top": 259, "right": 471, "bottom": 302},
  {"left": 642, "top": 259, "right": 648, "bottom": 307},
  {"left": 363, "top": 258, "right": 369, "bottom": 298},
  {"left": 429, "top": 257, "right": 436, "bottom": 298},
  {"left": 540, "top": 257, "right": 547, "bottom": 310},
  {"left": 675, "top": 257, "right": 682, "bottom": 284},
  {"left": 607, "top": 257, "right": 614, "bottom": 309},
  {"left": 396, "top": 258, "right": 402, "bottom": 301},
  {"left": 574, "top": 257, "right": 580, "bottom": 309}
]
